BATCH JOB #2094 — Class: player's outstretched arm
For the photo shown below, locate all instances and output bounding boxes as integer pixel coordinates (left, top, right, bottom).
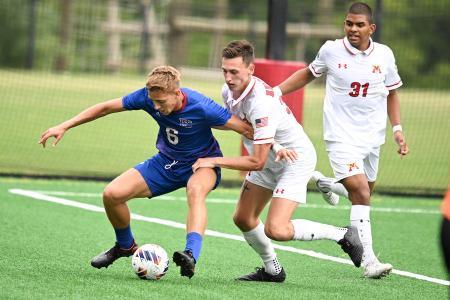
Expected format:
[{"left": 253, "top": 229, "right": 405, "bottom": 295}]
[
  {"left": 192, "top": 143, "right": 271, "bottom": 172},
  {"left": 38, "top": 98, "right": 124, "bottom": 147},
  {"left": 214, "top": 115, "right": 254, "bottom": 140},
  {"left": 387, "top": 89, "right": 409, "bottom": 158},
  {"left": 276, "top": 67, "right": 316, "bottom": 97}
]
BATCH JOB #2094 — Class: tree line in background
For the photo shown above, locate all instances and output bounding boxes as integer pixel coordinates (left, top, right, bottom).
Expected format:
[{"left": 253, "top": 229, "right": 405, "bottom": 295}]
[{"left": 0, "top": 0, "right": 448, "bottom": 89}]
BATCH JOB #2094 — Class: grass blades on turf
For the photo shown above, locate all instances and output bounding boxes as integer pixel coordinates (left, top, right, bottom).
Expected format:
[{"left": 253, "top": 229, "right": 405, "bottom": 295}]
[{"left": 0, "top": 177, "right": 448, "bottom": 299}]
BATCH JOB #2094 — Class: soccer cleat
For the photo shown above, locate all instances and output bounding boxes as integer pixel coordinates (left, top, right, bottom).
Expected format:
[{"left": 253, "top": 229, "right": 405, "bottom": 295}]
[
  {"left": 310, "top": 171, "right": 339, "bottom": 206},
  {"left": 236, "top": 267, "right": 286, "bottom": 283},
  {"left": 310, "top": 170, "right": 327, "bottom": 188},
  {"left": 363, "top": 260, "right": 393, "bottom": 279},
  {"left": 91, "top": 241, "right": 138, "bottom": 269},
  {"left": 321, "top": 190, "right": 340, "bottom": 206},
  {"left": 337, "top": 226, "right": 363, "bottom": 267},
  {"left": 173, "top": 250, "right": 196, "bottom": 279}
]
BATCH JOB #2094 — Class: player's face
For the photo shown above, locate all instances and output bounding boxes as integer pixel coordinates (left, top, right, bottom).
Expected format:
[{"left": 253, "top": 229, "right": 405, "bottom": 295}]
[
  {"left": 148, "top": 89, "right": 182, "bottom": 115},
  {"left": 344, "top": 13, "right": 375, "bottom": 50},
  {"left": 222, "top": 56, "right": 254, "bottom": 98}
]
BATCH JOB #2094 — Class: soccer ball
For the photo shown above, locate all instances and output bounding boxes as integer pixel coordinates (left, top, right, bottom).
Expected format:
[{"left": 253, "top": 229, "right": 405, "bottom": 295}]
[{"left": 131, "top": 244, "right": 169, "bottom": 280}]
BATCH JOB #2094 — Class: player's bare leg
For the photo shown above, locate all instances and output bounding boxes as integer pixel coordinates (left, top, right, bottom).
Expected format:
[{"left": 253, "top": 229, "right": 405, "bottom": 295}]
[
  {"left": 264, "top": 197, "right": 298, "bottom": 241},
  {"left": 103, "top": 168, "right": 151, "bottom": 227},
  {"left": 234, "top": 181, "right": 286, "bottom": 282},
  {"left": 266, "top": 198, "right": 362, "bottom": 267},
  {"left": 233, "top": 181, "right": 272, "bottom": 231},
  {"left": 342, "top": 174, "right": 393, "bottom": 278},
  {"left": 185, "top": 167, "right": 216, "bottom": 235},
  {"left": 91, "top": 168, "right": 151, "bottom": 269},
  {"left": 173, "top": 167, "right": 216, "bottom": 279}
]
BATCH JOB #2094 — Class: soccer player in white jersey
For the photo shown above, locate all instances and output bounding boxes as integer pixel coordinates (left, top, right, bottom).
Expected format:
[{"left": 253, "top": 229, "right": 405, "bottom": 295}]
[
  {"left": 192, "top": 40, "right": 364, "bottom": 282},
  {"left": 273, "top": 2, "right": 409, "bottom": 278}
]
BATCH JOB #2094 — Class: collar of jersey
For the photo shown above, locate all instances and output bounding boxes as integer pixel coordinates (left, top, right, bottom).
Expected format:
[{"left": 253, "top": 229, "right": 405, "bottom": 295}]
[
  {"left": 226, "top": 77, "right": 256, "bottom": 107},
  {"left": 343, "top": 37, "right": 374, "bottom": 56}
]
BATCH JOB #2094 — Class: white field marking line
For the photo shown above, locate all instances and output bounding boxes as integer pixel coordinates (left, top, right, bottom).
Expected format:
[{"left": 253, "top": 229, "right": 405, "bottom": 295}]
[
  {"left": 32, "top": 190, "right": 440, "bottom": 215},
  {"left": 8, "top": 188, "right": 449, "bottom": 287}
]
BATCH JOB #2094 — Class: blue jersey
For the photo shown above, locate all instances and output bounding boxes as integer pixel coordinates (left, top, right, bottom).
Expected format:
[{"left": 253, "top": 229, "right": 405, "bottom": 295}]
[{"left": 122, "top": 87, "right": 231, "bottom": 161}]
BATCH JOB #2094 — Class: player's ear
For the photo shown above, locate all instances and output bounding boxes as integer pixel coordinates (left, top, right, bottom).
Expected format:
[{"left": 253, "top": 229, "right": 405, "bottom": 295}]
[
  {"left": 369, "top": 23, "right": 376, "bottom": 36},
  {"left": 248, "top": 63, "right": 255, "bottom": 75}
]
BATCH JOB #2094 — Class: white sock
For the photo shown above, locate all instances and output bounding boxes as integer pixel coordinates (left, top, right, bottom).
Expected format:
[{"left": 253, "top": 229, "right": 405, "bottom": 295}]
[
  {"left": 350, "top": 205, "right": 376, "bottom": 265},
  {"left": 291, "top": 219, "right": 347, "bottom": 242},
  {"left": 242, "top": 222, "right": 281, "bottom": 275},
  {"left": 331, "top": 182, "right": 349, "bottom": 198}
]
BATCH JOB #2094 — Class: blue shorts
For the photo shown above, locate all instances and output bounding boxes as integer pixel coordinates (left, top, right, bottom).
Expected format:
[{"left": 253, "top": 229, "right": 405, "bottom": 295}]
[{"left": 134, "top": 152, "right": 221, "bottom": 198}]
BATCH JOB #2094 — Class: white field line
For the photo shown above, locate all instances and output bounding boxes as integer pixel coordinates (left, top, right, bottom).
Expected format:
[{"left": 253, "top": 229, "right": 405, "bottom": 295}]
[
  {"left": 32, "top": 190, "right": 441, "bottom": 215},
  {"left": 8, "top": 188, "right": 449, "bottom": 287}
]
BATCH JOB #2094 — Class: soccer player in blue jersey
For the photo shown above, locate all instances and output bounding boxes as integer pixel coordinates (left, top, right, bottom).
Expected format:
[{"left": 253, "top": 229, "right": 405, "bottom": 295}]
[{"left": 38, "top": 66, "right": 254, "bottom": 279}]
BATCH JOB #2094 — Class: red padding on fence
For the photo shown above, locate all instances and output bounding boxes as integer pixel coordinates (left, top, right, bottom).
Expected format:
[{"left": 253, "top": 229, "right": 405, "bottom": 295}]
[
  {"left": 241, "top": 59, "right": 307, "bottom": 157},
  {"left": 254, "top": 58, "right": 306, "bottom": 125}
]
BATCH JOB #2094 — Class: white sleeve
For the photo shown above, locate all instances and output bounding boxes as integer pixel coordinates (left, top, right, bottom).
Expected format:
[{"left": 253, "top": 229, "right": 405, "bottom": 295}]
[
  {"left": 308, "top": 41, "right": 330, "bottom": 77},
  {"left": 384, "top": 46, "right": 403, "bottom": 90},
  {"left": 246, "top": 97, "right": 278, "bottom": 145}
]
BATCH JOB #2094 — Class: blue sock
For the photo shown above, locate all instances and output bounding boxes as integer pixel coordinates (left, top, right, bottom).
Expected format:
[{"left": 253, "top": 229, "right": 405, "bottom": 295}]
[
  {"left": 114, "top": 225, "right": 134, "bottom": 249},
  {"left": 185, "top": 232, "right": 203, "bottom": 263}
]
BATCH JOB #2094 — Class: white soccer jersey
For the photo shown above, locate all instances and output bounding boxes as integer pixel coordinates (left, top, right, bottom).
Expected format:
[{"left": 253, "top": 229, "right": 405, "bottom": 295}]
[
  {"left": 222, "top": 76, "right": 312, "bottom": 170},
  {"left": 309, "top": 37, "right": 402, "bottom": 147}
]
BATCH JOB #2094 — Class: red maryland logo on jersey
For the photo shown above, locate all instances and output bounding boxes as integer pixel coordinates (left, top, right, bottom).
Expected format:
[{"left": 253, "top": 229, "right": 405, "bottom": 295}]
[
  {"left": 372, "top": 65, "right": 382, "bottom": 73},
  {"left": 348, "top": 162, "right": 360, "bottom": 172},
  {"left": 338, "top": 63, "right": 348, "bottom": 69}
]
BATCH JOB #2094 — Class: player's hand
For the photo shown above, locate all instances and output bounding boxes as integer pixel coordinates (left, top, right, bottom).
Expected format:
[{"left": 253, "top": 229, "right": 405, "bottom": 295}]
[
  {"left": 394, "top": 131, "right": 409, "bottom": 158},
  {"left": 192, "top": 158, "right": 217, "bottom": 173},
  {"left": 275, "top": 148, "right": 298, "bottom": 163},
  {"left": 38, "top": 125, "right": 67, "bottom": 148}
]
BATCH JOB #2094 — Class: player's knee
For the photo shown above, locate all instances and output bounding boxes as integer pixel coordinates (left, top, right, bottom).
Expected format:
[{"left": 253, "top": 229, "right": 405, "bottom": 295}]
[
  {"left": 233, "top": 212, "right": 246, "bottom": 229},
  {"left": 264, "top": 222, "right": 290, "bottom": 241},
  {"left": 103, "top": 185, "right": 126, "bottom": 206},
  {"left": 348, "top": 186, "right": 371, "bottom": 204},
  {"left": 233, "top": 212, "right": 255, "bottom": 231},
  {"left": 186, "top": 182, "right": 210, "bottom": 200}
]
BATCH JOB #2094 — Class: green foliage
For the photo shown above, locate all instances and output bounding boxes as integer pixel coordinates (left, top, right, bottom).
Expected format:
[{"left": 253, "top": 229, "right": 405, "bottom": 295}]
[
  {"left": 0, "top": 1, "right": 448, "bottom": 89},
  {"left": 32, "top": 1, "right": 60, "bottom": 70},
  {"left": 71, "top": 2, "right": 108, "bottom": 72},
  {"left": 379, "top": 0, "right": 450, "bottom": 89},
  {"left": 185, "top": 33, "right": 212, "bottom": 67},
  {"left": 0, "top": 0, "right": 29, "bottom": 67}
]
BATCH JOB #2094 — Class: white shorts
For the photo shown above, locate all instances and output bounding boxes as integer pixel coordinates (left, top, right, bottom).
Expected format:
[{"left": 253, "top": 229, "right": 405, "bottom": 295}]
[
  {"left": 326, "top": 141, "right": 380, "bottom": 182},
  {"left": 246, "top": 144, "right": 316, "bottom": 203}
]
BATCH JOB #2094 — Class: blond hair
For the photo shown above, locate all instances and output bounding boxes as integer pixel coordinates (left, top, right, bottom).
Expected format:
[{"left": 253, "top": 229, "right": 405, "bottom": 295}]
[{"left": 146, "top": 66, "right": 181, "bottom": 93}]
